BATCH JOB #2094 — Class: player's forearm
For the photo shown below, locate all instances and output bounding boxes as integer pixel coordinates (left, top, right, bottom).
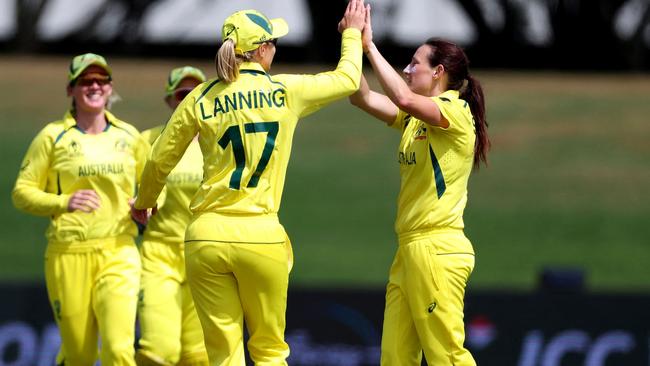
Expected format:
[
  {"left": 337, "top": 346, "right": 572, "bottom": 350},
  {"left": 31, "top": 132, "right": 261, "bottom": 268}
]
[
  {"left": 134, "top": 161, "right": 166, "bottom": 209},
  {"left": 349, "top": 73, "right": 370, "bottom": 105},
  {"left": 135, "top": 114, "right": 195, "bottom": 209},
  {"left": 290, "top": 28, "right": 363, "bottom": 113},
  {"left": 12, "top": 184, "right": 69, "bottom": 216},
  {"left": 332, "top": 28, "right": 363, "bottom": 94},
  {"left": 365, "top": 42, "right": 413, "bottom": 108},
  {"left": 350, "top": 73, "right": 398, "bottom": 124}
]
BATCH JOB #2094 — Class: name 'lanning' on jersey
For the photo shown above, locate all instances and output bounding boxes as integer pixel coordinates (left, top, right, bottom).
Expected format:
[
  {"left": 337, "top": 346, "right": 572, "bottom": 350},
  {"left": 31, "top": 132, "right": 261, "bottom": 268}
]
[
  {"left": 190, "top": 68, "right": 294, "bottom": 216},
  {"left": 135, "top": 28, "right": 363, "bottom": 243}
]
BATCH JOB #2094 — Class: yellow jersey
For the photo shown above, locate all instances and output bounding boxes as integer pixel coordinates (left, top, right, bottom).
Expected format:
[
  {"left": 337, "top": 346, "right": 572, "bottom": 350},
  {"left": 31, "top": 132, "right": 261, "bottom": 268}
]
[
  {"left": 135, "top": 28, "right": 362, "bottom": 244},
  {"left": 12, "top": 110, "right": 149, "bottom": 244},
  {"left": 141, "top": 125, "right": 203, "bottom": 244},
  {"left": 391, "top": 90, "right": 476, "bottom": 235}
]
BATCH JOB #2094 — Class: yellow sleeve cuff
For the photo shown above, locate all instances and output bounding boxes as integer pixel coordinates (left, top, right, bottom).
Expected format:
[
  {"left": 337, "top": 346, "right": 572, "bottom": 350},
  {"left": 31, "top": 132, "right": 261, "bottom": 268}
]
[{"left": 56, "top": 194, "right": 70, "bottom": 215}]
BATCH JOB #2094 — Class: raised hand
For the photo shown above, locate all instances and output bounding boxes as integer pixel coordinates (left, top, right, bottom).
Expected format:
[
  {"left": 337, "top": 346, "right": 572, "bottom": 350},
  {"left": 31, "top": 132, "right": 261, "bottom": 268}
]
[
  {"left": 362, "top": 4, "right": 373, "bottom": 52},
  {"left": 337, "top": 0, "right": 367, "bottom": 33},
  {"left": 68, "top": 189, "right": 101, "bottom": 213}
]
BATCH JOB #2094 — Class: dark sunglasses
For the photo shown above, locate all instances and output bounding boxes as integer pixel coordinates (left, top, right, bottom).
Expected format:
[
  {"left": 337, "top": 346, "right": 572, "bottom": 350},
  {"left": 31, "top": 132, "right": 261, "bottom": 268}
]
[
  {"left": 76, "top": 76, "right": 112, "bottom": 87},
  {"left": 173, "top": 87, "right": 194, "bottom": 101}
]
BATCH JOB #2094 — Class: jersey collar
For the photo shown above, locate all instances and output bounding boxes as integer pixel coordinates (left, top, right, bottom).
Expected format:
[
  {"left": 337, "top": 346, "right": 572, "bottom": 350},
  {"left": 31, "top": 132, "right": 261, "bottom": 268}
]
[
  {"left": 439, "top": 89, "right": 459, "bottom": 100},
  {"left": 62, "top": 109, "right": 118, "bottom": 131},
  {"left": 239, "top": 61, "right": 267, "bottom": 75}
]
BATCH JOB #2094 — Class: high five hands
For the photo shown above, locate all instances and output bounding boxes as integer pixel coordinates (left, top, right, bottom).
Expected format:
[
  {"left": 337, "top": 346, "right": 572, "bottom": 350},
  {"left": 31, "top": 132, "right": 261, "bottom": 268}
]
[
  {"left": 337, "top": 0, "right": 374, "bottom": 52},
  {"left": 338, "top": 0, "right": 369, "bottom": 33}
]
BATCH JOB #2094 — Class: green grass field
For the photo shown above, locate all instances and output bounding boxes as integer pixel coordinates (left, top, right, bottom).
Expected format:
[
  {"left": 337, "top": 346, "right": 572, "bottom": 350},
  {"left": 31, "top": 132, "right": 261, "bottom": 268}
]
[{"left": 1, "top": 56, "right": 649, "bottom": 291}]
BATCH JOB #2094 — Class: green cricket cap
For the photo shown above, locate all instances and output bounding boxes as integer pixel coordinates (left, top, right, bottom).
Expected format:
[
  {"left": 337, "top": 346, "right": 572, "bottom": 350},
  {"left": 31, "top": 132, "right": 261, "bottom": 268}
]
[
  {"left": 165, "top": 66, "right": 206, "bottom": 96},
  {"left": 68, "top": 53, "right": 112, "bottom": 82},
  {"left": 221, "top": 9, "right": 289, "bottom": 55}
]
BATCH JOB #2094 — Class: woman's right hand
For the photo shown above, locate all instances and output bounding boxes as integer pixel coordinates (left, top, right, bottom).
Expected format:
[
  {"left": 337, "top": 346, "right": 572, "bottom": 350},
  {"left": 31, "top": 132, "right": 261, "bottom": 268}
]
[
  {"left": 67, "top": 189, "right": 101, "bottom": 213},
  {"left": 337, "top": 0, "right": 367, "bottom": 33},
  {"left": 128, "top": 197, "right": 156, "bottom": 225}
]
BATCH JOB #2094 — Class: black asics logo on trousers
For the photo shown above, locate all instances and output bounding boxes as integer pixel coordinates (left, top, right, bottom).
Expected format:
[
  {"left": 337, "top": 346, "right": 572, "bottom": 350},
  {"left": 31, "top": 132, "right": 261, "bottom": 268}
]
[{"left": 428, "top": 302, "right": 437, "bottom": 313}]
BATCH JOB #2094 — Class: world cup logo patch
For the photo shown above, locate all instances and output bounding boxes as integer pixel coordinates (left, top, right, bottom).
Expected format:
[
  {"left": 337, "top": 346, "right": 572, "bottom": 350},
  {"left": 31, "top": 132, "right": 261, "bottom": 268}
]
[
  {"left": 67, "top": 140, "right": 83, "bottom": 157},
  {"left": 414, "top": 125, "right": 427, "bottom": 140},
  {"left": 114, "top": 138, "right": 130, "bottom": 152}
]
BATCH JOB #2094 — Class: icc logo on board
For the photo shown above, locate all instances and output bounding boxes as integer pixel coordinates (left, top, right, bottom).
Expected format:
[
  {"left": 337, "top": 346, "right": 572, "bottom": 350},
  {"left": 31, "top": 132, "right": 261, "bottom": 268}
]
[{"left": 465, "top": 315, "right": 642, "bottom": 366}]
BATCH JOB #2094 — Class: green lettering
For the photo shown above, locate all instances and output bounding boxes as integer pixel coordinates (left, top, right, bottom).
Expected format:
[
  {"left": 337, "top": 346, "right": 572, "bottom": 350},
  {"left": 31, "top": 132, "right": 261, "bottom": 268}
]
[
  {"left": 214, "top": 97, "right": 225, "bottom": 115},
  {"left": 238, "top": 91, "right": 252, "bottom": 109},
  {"left": 259, "top": 91, "right": 272, "bottom": 108},
  {"left": 223, "top": 93, "right": 237, "bottom": 112},
  {"left": 272, "top": 89, "right": 286, "bottom": 107},
  {"left": 200, "top": 102, "right": 211, "bottom": 120}
]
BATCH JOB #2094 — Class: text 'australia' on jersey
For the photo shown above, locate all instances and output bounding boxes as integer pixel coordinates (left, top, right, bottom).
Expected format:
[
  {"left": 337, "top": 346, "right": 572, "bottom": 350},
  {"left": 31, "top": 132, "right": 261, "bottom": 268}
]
[
  {"left": 12, "top": 111, "right": 148, "bottom": 243},
  {"left": 391, "top": 90, "right": 476, "bottom": 234}
]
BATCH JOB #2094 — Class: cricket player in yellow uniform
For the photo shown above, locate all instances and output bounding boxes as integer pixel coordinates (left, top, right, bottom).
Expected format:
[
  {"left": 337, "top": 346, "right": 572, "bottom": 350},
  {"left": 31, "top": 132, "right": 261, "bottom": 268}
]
[
  {"left": 349, "top": 9, "right": 491, "bottom": 366},
  {"left": 131, "top": 2, "right": 367, "bottom": 364},
  {"left": 12, "top": 53, "right": 148, "bottom": 365},
  {"left": 136, "top": 66, "right": 209, "bottom": 366}
]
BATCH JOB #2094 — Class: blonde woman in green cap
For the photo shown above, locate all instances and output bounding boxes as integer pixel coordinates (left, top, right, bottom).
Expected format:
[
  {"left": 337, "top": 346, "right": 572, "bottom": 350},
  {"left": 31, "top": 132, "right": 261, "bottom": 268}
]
[
  {"left": 132, "top": 1, "right": 367, "bottom": 364},
  {"left": 135, "top": 66, "right": 209, "bottom": 366},
  {"left": 12, "top": 53, "right": 148, "bottom": 365}
]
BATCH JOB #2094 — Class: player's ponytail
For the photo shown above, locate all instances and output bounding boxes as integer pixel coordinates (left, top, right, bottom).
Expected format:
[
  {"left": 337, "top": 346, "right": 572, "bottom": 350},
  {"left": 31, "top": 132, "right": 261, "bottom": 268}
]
[
  {"left": 463, "top": 75, "right": 489, "bottom": 169},
  {"left": 425, "top": 37, "right": 490, "bottom": 169},
  {"left": 216, "top": 39, "right": 255, "bottom": 83},
  {"left": 216, "top": 39, "right": 239, "bottom": 83}
]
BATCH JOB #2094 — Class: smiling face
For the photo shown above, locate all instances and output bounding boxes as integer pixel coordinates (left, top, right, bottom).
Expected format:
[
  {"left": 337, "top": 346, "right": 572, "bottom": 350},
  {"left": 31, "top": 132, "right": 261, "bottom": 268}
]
[
  {"left": 67, "top": 65, "right": 113, "bottom": 114},
  {"left": 403, "top": 44, "right": 442, "bottom": 96}
]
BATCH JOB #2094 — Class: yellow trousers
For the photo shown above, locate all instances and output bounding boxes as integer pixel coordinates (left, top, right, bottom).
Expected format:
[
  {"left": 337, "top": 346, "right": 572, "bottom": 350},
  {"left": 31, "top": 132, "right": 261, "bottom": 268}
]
[
  {"left": 185, "top": 240, "right": 292, "bottom": 366},
  {"left": 45, "top": 236, "right": 140, "bottom": 366},
  {"left": 137, "top": 240, "right": 208, "bottom": 365},
  {"left": 381, "top": 229, "right": 476, "bottom": 366}
]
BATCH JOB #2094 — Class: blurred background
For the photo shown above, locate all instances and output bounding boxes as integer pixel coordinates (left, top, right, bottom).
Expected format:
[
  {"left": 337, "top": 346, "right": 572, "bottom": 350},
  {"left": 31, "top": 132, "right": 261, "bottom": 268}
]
[{"left": 1, "top": 0, "right": 649, "bottom": 365}]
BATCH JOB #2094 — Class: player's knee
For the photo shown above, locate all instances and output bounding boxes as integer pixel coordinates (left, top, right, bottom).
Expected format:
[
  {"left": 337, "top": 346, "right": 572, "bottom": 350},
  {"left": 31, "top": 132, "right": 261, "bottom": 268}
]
[
  {"left": 101, "top": 341, "right": 136, "bottom": 364},
  {"left": 178, "top": 350, "right": 209, "bottom": 366},
  {"left": 135, "top": 349, "right": 174, "bottom": 366},
  {"left": 138, "top": 336, "right": 182, "bottom": 363}
]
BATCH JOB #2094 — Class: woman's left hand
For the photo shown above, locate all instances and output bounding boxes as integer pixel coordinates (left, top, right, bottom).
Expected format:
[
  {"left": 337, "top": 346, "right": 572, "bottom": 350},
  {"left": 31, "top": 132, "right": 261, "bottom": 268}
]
[{"left": 337, "top": 0, "right": 367, "bottom": 33}]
